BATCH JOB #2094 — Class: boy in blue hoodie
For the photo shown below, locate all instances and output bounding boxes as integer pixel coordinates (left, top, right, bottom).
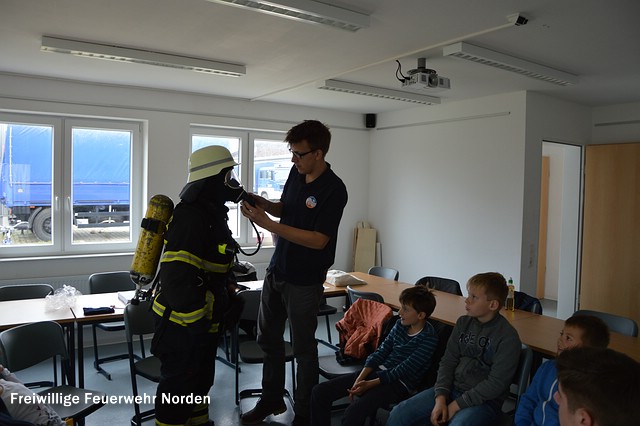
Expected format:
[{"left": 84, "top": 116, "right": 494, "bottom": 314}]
[{"left": 514, "top": 314, "right": 610, "bottom": 426}]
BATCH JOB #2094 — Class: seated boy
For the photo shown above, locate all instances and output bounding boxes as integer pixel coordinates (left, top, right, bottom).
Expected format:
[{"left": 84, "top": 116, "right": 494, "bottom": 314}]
[
  {"left": 554, "top": 347, "right": 640, "bottom": 426},
  {"left": 0, "top": 364, "right": 67, "bottom": 426},
  {"left": 387, "top": 272, "right": 522, "bottom": 426},
  {"left": 310, "top": 285, "right": 439, "bottom": 426},
  {"left": 515, "top": 314, "right": 610, "bottom": 426}
]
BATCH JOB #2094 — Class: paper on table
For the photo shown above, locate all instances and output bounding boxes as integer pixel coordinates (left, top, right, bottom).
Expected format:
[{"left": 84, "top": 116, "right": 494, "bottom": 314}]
[{"left": 117, "top": 290, "right": 137, "bottom": 305}]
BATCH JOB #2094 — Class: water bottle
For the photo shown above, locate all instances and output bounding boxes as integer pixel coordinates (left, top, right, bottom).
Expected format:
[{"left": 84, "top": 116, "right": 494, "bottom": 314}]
[{"left": 506, "top": 277, "right": 515, "bottom": 311}]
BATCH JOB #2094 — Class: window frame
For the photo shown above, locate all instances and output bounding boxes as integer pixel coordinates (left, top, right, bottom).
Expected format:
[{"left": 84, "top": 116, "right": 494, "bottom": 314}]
[
  {"left": 189, "top": 126, "right": 286, "bottom": 246},
  {"left": 0, "top": 112, "right": 143, "bottom": 257}
]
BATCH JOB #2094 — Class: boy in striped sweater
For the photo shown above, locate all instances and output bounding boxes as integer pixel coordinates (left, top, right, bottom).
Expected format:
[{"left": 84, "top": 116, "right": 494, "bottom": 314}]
[{"left": 310, "top": 285, "right": 438, "bottom": 426}]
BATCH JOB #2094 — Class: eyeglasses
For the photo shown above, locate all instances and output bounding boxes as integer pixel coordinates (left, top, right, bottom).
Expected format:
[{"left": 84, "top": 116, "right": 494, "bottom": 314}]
[{"left": 289, "top": 148, "right": 316, "bottom": 159}]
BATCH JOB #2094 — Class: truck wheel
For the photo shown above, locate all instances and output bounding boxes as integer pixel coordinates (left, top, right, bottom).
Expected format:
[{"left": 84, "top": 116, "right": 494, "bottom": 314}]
[{"left": 33, "top": 208, "right": 52, "bottom": 242}]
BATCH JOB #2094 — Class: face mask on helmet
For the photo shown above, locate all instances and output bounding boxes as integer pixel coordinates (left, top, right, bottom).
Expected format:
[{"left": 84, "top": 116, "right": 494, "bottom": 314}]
[{"left": 224, "top": 170, "right": 256, "bottom": 206}]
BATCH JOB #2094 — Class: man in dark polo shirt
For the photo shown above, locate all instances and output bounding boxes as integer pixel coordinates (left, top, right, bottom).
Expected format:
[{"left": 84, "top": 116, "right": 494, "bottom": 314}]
[{"left": 239, "top": 120, "right": 348, "bottom": 426}]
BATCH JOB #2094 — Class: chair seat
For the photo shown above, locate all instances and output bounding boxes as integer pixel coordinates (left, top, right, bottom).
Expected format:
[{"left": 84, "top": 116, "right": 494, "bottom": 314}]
[
  {"left": 318, "top": 303, "right": 337, "bottom": 316},
  {"left": 318, "top": 354, "right": 364, "bottom": 379},
  {"left": 239, "top": 340, "right": 294, "bottom": 364},
  {"left": 96, "top": 321, "right": 125, "bottom": 332},
  {"left": 134, "top": 355, "right": 162, "bottom": 382},
  {"left": 39, "top": 385, "right": 105, "bottom": 420}
]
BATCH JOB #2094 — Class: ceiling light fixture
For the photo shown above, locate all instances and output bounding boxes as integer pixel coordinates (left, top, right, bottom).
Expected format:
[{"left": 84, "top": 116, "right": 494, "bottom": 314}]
[
  {"left": 443, "top": 42, "right": 578, "bottom": 86},
  {"left": 206, "top": 0, "right": 369, "bottom": 32},
  {"left": 318, "top": 79, "right": 440, "bottom": 105},
  {"left": 41, "top": 36, "right": 246, "bottom": 77}
]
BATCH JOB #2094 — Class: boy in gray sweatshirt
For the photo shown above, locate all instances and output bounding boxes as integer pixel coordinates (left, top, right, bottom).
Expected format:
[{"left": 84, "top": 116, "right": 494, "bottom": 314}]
[{"left": 387, "top": 272, "right": 522, "bottom": 426}]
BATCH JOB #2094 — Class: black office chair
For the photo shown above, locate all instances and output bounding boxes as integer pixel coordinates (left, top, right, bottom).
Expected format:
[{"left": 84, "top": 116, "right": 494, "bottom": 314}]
[
  {"left": 415, "top": 276, "right": 462, "bottom": 296},
  {"left": 88, "top": 271, "right": 137, "bottom": 380},
  {"left": 573, "top": 309, "right": 638, "bottom": 337},
  {"left": 0, "top": 283, "right": 54, "bottom": 301},
  {"left": 124, "top": 299, "right": 161, "bottom": 426},
  {"left": 317, "top": 297, "right": 338, "bottom": 347},
  {"left": 347, "top": 285, "right": 385, "bottom": 305},
  {"left": 232, "top": 289, "right": 295, "bottom": 407},
  {"left": 514, "top": 291, "right": 543, "bottom": 315},
  {"left": 500, "top": 344, "right": 534, "bottom": 425},
  {"left": 367, "top": 266, "right": 399, "bottom": 281},
  {"left": 0, "top": 321, "right": 106, "bottom": 424}
]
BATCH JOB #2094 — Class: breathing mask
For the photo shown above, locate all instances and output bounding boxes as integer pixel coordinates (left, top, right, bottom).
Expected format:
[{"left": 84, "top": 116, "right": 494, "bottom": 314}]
[{"left": 224, "top": 170, "right": 256, "bottom": 206}]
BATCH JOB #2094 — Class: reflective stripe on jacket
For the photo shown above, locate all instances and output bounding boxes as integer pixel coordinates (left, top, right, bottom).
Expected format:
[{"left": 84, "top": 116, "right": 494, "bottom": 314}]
[{"left": 153, "top": 289, "right": 219, "bottom": 333}]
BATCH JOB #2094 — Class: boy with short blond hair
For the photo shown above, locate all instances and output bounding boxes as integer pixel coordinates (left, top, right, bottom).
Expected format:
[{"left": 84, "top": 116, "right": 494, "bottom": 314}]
[
  {"left": 515, "top": 315, "right": 610, "bottom": 426},
  {"left": 387, "top": 272, "right": 522, "bottom": 426}
]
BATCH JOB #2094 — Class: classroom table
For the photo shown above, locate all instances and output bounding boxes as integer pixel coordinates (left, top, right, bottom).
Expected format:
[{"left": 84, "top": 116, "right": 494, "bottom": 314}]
[
  {"left": 71, "top": 292, "right": 128, "bottom": 388},
  {"left": 338, "top": 272, "right": 640, "bottom": 362},
  {"left": 0, "top": 297, "right": 78, "bottom": 384}
]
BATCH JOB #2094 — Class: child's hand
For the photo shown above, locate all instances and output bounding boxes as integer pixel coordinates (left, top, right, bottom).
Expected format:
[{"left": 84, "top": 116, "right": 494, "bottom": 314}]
[{"left": 347, "top": 380, "right": 371, "bottom": 401}]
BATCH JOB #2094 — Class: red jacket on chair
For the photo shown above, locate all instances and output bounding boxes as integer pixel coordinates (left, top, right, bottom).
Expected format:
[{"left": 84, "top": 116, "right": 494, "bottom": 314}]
[{"left": 336, "top": 298, "right": 394, "bottom": 359}]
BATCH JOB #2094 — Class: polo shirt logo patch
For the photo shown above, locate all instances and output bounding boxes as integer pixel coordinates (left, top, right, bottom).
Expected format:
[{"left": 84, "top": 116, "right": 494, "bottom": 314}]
[{"left": 305, "top": 196, "right": 317, "bottom": 208}]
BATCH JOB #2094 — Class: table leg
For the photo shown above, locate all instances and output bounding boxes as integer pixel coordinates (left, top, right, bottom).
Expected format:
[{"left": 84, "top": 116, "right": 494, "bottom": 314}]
[
  {"left": 77, "top": 323, "right": 84, "bottom": 388},
  {"left": 66, "top": 322, "right": 76, "bottom": 386}
]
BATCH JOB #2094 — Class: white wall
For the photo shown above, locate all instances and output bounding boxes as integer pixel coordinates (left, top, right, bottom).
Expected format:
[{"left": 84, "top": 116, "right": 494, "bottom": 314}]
[
  {"left": 368, "top": 92, "right": 527, "bottom": 289},
  {"left": 592, "top": 101, "right": 640, "bottom": 143},
  {"left": 0, "top": 74, "right": 370, "bottom": 282}
]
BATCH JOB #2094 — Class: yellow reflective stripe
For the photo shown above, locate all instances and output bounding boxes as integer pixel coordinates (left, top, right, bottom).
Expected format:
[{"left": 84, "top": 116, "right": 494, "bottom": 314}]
[
  {"left": 152, "top": 298, "right": 207, "bottom": 326},
  {"left": 218, "top": 243, "right": 227, "bottom": 255},
  {"left": 152, "top": 291, "right": 218, "bottom": 333},
  {"left": 160, "top": 250, "right": 232, "bottom": 273}
]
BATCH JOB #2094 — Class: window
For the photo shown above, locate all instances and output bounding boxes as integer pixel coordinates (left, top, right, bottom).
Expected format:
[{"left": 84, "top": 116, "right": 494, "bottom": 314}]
[
  {"left": 190, "top": 127, "right": 288, "bottom": 247},
  {"left": 0, "top": 113, "right": 142, "bottom": 256}
]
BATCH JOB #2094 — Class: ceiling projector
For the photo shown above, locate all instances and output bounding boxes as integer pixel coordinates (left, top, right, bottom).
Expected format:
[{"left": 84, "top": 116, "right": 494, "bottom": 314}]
[{"left": 401, "top": 58, "right": 451, "bottom": 92}]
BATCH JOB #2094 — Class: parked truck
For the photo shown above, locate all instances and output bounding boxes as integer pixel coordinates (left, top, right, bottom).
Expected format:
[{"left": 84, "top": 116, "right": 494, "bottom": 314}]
[
  {"left": 1, "top": 123, "right": 130, "bottom": 242},
  {"left": 254, "top": 157, "right": 290, "bottom": 201}
]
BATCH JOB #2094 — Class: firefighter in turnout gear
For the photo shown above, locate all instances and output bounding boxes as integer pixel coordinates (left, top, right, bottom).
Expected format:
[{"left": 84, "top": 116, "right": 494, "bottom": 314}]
[{"left": 151, "top": 145, "right": 243, "bottom": 426}]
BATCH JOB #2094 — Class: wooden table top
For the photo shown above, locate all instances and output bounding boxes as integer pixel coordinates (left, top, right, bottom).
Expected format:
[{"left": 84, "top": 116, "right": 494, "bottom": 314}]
[
  {"left": 71, "top": 292, "right": 129, "bottom": 322},
  {"left": 346, "top": 272, "right": 640, "bottom": 361}
]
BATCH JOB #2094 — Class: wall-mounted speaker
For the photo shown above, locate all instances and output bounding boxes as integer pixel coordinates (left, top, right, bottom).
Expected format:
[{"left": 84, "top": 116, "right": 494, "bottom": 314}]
[{"left": 365, "top": 113, "right": 377, "bottom": 128}]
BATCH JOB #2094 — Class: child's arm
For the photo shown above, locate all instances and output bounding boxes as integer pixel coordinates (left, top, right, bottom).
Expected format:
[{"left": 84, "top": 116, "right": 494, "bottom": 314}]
[
  {"left": 375, "top": 325, "right": 438, "bottom": 387},
  {"left": 514, "top": 361, "right": 559, "bottom": 426}
]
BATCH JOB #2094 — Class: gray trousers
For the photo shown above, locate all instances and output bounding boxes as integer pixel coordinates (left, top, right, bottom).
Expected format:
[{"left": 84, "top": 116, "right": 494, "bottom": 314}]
[{"left": 257, "top": 271, "right": 324, "bottom": 418}]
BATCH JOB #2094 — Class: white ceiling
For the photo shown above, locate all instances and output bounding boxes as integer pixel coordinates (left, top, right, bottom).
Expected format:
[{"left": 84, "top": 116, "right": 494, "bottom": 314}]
[{"left": 2, "top": 0, "right": 639, "bottom": 114}]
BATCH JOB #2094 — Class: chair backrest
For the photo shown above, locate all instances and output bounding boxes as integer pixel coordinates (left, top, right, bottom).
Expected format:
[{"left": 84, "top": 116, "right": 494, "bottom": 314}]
[
  {"left": 415, "top": 276, "right": 462, "bottom": 296},
  {"left": 347, "top": 285, "right": 385, "bottom": 305},
  {"left": 418, "top": 319, "right": 453, "bottom": 390},
  {"left": 124, "top": 300, "right": 156, "bottom": 341},
  {"left": 0, "top": 283, "right": 54, "bottom": 301},
  {"left": 237, "top": 289, "right": 262, "bottom": 322},
  {"left": 89, "top": 271, "right": 136, "bottom": 294},
  {"left": 573, "top": 309, "right": 638, "bottom": 337},
  {"left": 514, "top": 291, "right": 543, "bottom": 315},
  {"left": 0, "top": 321, "right": 69, "bottom": 378},
  {"left": 368, "top": 266, "right": 399, "bottom": 281},
  {"left": 511, "top": 344, "right": 534, "bottom": 407}
]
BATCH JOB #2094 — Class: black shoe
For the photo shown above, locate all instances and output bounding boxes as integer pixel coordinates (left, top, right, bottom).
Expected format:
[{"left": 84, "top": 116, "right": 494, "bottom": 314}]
[
  {"left": 241, "top": 398, "right": 287, "bottom": 424},
  {"left": 291, "top": 415, "right": 310, "bottom": 426}
]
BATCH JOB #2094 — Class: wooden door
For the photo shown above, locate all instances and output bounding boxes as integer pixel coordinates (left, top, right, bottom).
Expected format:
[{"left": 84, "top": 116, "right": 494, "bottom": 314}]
[{"left": 580, "top": 143, "right": 640, "bottom": 327}]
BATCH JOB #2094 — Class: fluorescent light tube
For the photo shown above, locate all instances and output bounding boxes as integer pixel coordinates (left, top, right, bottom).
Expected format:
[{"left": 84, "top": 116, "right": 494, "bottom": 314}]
[
  {"left": 41, "top": 36, "right": 246, "bottom": 77},
  {"left": 206, "top": 0, "right": 369, "bottom": 32},
  {"left": 443, "top": 42, "right": 577, "bottom": 86},
  {"left": 318, "top": 79, "right": 440, "bottom": 105}
]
